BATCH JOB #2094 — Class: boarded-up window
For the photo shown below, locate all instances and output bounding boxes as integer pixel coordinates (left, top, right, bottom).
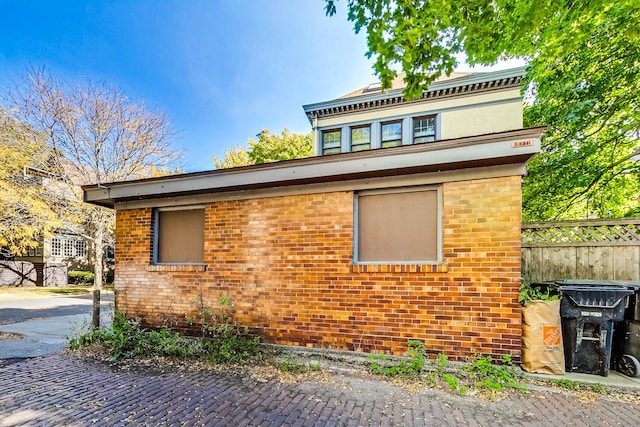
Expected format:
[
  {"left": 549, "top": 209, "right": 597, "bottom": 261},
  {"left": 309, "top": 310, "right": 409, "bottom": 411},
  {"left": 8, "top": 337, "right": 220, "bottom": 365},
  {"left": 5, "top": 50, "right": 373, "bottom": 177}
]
[
  {"left": 155, "top": 207, "right": 205, "bottom": 264},
  {"left": 357, "top": 189, "right": 439, "bottom": 262}
]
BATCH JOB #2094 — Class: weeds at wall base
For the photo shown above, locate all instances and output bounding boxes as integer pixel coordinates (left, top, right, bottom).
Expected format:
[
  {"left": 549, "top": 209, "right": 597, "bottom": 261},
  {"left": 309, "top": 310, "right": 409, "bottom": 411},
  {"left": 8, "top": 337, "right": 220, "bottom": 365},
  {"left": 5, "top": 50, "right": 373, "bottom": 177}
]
[
  {"left": 68, "top": 311, "right": 262, "bottom": 365},
  {"left": 365, "top": 343, "right": 527, "bottom": 396}
]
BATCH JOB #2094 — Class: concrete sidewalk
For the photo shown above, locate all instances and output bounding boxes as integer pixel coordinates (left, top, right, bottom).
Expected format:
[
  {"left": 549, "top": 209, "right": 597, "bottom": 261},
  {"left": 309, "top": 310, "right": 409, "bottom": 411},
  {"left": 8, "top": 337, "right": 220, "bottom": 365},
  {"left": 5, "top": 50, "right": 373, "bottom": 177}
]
[{"left": 0, "top": 295, "right": 113, "bottom": 359}]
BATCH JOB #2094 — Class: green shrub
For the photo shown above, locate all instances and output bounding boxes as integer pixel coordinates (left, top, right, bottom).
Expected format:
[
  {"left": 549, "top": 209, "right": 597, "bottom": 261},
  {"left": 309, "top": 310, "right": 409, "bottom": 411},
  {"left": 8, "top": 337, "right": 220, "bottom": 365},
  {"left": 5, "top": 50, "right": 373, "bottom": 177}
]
[
  {"left": 69, "top": 310, "right": 261, "bottom": 364},
  {"left": 202, "top": 324, "right": 261, "bottom": 364},
  {"left": 69, "top": 312, "right": 193, "bottom": 361},
  {"left": 68, "top": 270, "right": 96, "bottom": 285}
]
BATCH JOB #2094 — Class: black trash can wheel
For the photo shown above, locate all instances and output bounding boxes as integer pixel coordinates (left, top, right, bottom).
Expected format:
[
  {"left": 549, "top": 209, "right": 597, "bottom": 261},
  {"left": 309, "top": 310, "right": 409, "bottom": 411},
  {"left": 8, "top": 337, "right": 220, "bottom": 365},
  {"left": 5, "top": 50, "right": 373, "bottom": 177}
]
[{"left": 616, "top": 354, "right": 640, "bottom": 378}]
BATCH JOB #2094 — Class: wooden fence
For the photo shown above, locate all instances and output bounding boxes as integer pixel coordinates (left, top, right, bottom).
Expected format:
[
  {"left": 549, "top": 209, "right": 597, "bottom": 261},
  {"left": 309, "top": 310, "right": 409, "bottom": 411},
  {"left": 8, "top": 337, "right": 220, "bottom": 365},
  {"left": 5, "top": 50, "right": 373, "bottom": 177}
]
[{"left": 521, "top": 217, "right": 640, "bottom": 283}]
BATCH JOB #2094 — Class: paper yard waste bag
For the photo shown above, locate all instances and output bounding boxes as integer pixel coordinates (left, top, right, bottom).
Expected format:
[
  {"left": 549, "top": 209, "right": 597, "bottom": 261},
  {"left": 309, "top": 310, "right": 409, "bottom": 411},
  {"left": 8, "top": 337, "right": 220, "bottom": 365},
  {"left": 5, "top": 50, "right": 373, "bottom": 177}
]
[{"left": 521, "top": 299, "right": 565, "bottom": 374}]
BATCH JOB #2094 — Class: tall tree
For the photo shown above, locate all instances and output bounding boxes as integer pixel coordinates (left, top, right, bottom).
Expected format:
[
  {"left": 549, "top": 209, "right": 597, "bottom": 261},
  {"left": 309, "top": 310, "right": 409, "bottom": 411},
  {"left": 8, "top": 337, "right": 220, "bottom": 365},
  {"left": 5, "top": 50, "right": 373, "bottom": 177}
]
[
  {"left": 0, "top": 111, "right": 63, "bottom": 255},
  {"left": 6, "top": 69, "right": 181, "bottom": 326},
  {"left": 213, "top": 129, "right": 312, "bottom": 169},
  {"left": 521, "top": 7, "right": 640, "bottom": 219},
  {"left": 212, "top": 145, "right": 251, "bottom": 169},
  {"left": 326, "top": 0, "right": 640, "bottom": 219}
]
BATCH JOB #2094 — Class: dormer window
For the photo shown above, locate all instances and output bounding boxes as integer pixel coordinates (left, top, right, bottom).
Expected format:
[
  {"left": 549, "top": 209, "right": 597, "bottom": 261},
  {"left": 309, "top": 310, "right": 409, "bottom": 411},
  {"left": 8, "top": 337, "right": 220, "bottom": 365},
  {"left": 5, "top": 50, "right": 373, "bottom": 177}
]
[
  {"left": 413, "top": 115, "right": 436, "bottom": 143},
  {"left": 350, "top": 125, "right": 371, "bottom": 152},
  {"left": 322, "top": 129, "right": 342, "bottom": 155}
]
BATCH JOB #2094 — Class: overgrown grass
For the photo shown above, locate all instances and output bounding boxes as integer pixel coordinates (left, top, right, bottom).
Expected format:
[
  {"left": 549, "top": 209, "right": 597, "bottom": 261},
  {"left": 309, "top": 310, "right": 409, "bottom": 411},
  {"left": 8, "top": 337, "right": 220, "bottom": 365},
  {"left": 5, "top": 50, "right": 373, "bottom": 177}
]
[
  {"left": 69, "top": 313, "right": 196, "bottom": 360},
  {"left": 69, "top": 311, "right": 261, "bottom": 364},
  {"left": 550, "top": 378, "right": 581, "bottom": 391},
  {"left": 463, "top": 354, "right": 526, "bottom": 393},
  {"left": 366, "top": 343, "right": 526, "bottom": 395},
  {"left": 367, "top": 340, "right": 427, "bottom": 378},
  {"left": 278, "top": 360, "right": 322, "bottom": 374}
]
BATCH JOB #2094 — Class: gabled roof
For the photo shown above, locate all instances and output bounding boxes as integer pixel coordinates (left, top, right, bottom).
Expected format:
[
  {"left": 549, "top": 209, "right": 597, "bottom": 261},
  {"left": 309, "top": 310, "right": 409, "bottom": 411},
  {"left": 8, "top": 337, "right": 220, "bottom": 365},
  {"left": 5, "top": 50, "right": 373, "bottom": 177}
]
[
  {"left": 302, "top": 67, "right": 525, "bottom": 123},
  {"left": 83, "top": 126, "right": 544, "bottom": 209}
]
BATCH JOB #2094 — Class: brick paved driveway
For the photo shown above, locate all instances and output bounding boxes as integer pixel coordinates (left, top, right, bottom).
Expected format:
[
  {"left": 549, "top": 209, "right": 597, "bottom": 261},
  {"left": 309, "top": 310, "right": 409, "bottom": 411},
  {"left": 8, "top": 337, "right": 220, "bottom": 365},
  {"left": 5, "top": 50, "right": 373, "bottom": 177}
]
[{"left": 1, "top": 354, "right": 639, "bottom": 426}]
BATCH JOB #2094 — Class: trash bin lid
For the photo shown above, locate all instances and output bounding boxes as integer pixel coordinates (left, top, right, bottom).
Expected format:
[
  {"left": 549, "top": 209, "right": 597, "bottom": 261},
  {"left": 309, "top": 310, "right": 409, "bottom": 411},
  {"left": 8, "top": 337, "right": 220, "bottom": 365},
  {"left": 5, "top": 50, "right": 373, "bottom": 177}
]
[
  {"left": 556, "top": 279, "right": 640, "bottom": 289},
  {"left": 560, "top": 286, "right": 634, "bottom": 309}
]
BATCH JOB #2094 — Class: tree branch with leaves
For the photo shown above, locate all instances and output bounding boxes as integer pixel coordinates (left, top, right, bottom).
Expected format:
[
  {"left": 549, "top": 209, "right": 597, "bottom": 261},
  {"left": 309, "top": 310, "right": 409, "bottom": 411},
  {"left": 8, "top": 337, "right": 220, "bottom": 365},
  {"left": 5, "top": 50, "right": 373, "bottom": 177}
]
[
  {"left": 5, "top": 68, "right": 182, "bottom": 326},
  {"left": 327, "top": 0, "right": 640, "bottom": 219}
]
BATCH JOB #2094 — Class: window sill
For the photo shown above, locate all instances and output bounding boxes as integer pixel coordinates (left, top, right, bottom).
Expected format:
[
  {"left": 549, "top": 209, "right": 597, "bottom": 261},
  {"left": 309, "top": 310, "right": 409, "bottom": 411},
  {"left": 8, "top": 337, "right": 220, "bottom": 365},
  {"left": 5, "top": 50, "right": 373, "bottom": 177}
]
[
  {"left": 147, "top": 264, "right": 207, "bottom": 272},
  {"left": 351, "top": 263, "right": 447, "bottom": 274}
]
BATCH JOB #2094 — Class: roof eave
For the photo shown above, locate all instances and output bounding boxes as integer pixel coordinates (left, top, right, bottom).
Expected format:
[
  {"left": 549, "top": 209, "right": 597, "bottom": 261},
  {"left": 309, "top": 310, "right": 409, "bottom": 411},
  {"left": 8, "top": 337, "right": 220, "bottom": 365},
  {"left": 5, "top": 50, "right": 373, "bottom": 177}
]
[
  {"left": 84, "top": 126, "right": 544, "bottom": 209},
  {"left": 302, "top": 67, "right": 527, "bottom": 123}
]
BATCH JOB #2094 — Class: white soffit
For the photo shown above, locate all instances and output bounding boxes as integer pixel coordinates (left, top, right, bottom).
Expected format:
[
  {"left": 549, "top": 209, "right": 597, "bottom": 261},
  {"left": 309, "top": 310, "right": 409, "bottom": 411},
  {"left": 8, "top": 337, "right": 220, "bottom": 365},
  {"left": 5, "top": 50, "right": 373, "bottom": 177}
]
[{"left": 84, "top": 127, "right": 543, "bottom": 207}]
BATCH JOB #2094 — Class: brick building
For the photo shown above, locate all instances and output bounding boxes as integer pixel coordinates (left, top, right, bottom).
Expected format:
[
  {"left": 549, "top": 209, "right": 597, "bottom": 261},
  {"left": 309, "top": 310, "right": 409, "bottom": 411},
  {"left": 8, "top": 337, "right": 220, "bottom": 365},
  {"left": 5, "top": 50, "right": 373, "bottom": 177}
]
[{"left": 84, "top": 67, "right": 542, "bottom": 360}]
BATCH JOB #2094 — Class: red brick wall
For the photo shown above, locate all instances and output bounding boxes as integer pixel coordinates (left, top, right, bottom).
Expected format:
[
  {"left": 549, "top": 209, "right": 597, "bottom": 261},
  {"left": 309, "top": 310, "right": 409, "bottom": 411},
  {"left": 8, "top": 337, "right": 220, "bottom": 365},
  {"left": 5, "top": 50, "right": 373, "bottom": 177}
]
[{"left": 114, "top": 175, "right": 523, "bottom": 361}]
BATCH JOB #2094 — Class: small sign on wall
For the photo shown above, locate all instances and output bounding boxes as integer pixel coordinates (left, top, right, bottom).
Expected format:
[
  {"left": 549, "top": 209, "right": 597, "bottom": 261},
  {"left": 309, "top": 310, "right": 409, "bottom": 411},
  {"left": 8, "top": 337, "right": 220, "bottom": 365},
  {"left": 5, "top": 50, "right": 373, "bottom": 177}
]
[{"left": 512, "top": 139, "right": 534, "bottom": 148}]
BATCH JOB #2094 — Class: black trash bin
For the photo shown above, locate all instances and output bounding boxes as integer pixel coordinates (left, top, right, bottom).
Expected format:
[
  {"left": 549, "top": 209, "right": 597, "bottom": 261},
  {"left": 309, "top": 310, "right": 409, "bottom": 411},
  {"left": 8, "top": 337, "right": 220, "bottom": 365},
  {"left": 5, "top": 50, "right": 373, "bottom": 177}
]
[
  {"left": 612, "top": 284, "right": 640, "bottom": 377},
  {"left": 559, "top": 285, "right": 633, "bottom": 376}
]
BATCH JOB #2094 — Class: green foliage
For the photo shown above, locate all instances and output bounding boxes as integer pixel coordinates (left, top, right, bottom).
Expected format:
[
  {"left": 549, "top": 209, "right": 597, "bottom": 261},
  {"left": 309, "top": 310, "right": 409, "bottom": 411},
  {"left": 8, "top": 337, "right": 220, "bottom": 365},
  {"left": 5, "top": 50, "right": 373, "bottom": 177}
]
[
  {"left": 211, "top": 145, "right": 251, "bottom": 169},
  {"left": 68, "top": 270, "right": 96, "bottom": 285},
  {"left": 591, "top": 383, "right": 606, "bottom": 394},
  {"left": 69, "top": 312, "right": 195, "bottom": 361},
  {"left": 367, "top": 340, "right": 427, "bottom": 378},
  {"left": 69, "top": 306, "right": 261, "bottom": 365},
  {"left": 193, "top": 294, "right": 262, "bottom": 364},
  {"left": 464, "top": 354, "right": 526, "bottom": 393},
  {"left": 327, "top": 1, "right": 640, "bottom": 219},
  {"left": 518, "top": 282, "right": 559, "bottom": 305},
  {"left": 213, "top": 128, "right": 312, "bottom": 169},
  {"left": 522, "top": 2, "right": 640, "bottom": 219},
  {"left": 202, "top": 325, "right": 261, "bottom": 364},
  {"left": 0, "top": 111, "right": 63, "bottom": 255},
  {"left": 442, "top": 374, "right": 460, "bottom": 392},
  {"left": 551, "top": 379, "right": 581, "bottom": 391},
  {"left": 278, "top": 360, "right": 322, "bottom": 374}
]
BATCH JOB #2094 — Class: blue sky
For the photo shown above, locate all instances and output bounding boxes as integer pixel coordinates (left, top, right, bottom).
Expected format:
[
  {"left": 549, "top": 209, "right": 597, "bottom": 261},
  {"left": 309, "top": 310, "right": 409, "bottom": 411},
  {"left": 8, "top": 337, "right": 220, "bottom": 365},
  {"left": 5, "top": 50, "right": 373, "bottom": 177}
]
[{"left": 0, "top": 1, "right": 522, "bottom": 172}]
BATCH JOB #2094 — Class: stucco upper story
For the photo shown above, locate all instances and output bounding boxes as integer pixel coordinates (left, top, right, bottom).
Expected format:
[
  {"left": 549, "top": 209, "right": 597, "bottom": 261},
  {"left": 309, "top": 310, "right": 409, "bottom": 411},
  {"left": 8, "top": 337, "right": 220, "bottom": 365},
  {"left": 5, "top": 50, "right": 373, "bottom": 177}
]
[{"left": 303, "top": 67, "right": 525, "bottom": 157}]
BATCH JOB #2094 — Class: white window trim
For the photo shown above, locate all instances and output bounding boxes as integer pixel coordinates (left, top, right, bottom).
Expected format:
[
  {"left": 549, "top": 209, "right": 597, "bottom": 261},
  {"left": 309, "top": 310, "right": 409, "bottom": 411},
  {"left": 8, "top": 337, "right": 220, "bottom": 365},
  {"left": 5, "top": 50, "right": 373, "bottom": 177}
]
[{"left": 317, "top": 113, "right": 441, "bottom": 155}]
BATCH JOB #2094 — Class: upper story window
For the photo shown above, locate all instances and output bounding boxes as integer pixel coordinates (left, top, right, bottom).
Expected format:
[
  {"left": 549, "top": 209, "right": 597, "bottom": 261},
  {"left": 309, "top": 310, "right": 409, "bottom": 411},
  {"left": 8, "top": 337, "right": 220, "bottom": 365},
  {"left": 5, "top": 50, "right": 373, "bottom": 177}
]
[
  {"left": 75, "top": 240, "right": 88, "bottom": 258},
  {"left": 322, "top": 129, "right": 341, "bottom": 155},
  {"left": 63, "top": 239, "right": 74, "bottom": 258},
  {"left": 351, "top": 125, "right": 371, "bottom": 152},
  {"left": 26, "top": 246, "right": 43, "bottom": 257},
  {"left": 381, "top": 121, "right": 402, "bottom": 148},
  {"left": 154, "top": 206, "right": 205, "bottom": 264},
  {"left": 413, "top": 115, "right": 436, "bottom": 144},
  {"left": 51, "top": 238, "right": 62, "bottom": 257}
]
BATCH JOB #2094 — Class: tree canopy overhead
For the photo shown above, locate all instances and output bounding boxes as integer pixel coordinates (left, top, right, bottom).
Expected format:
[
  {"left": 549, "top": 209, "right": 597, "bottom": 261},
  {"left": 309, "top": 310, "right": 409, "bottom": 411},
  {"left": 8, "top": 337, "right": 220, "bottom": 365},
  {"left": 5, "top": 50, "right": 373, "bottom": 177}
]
[{"left": 327, "top": 0, "right": 640, "bottom": 219}]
